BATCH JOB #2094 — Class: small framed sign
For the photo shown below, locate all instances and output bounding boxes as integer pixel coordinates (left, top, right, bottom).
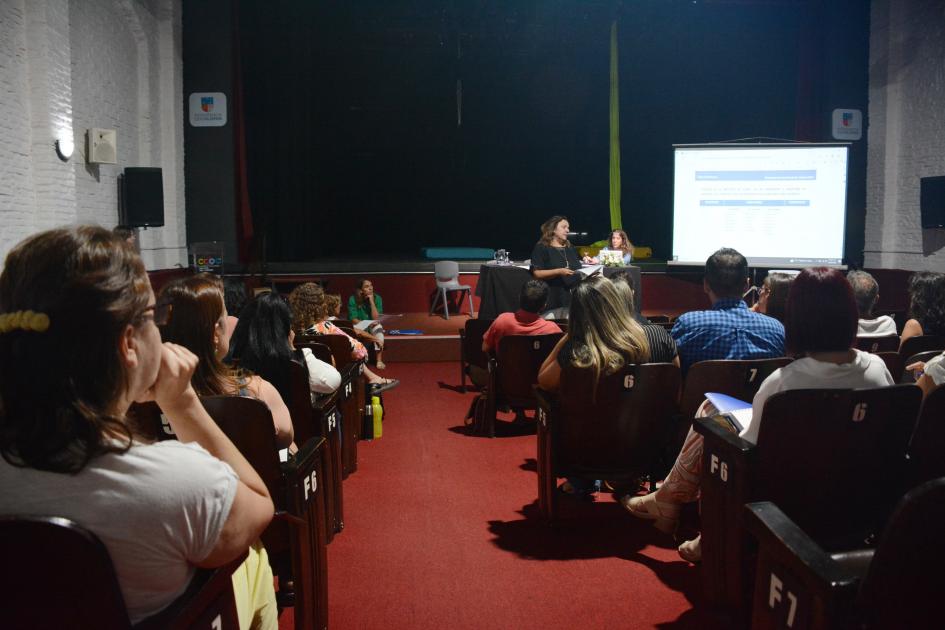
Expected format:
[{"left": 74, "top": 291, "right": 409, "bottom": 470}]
[
  {"left": 831, "top": 108, "right": 862, "bottom": 141},
  {"left": 189, "top": 92, "right": 227, "bottom": 127}
]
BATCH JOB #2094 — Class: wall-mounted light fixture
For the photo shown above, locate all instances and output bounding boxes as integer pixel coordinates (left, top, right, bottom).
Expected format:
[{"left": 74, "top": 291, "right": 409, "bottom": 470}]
[{"left": 55, "top": 136, "right": 74, "bottom": 161}]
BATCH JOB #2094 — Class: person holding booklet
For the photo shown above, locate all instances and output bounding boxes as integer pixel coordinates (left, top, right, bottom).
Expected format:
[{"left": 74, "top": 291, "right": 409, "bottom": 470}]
[
  {"left": 529, "top": 215, "right": 585, "bottom": 317},
  {"left": 623, "top": 267, "right": 894, "bottom": 563}
]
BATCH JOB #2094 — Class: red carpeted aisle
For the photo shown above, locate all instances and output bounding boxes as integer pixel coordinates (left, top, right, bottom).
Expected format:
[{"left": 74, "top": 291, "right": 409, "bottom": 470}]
[{"left": 281, "top": 362, "right": 721, "bottom": 630}]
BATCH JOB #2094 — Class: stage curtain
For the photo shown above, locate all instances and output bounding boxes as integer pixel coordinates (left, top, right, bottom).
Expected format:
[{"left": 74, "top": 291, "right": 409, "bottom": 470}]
[{"left": 608, "top": 20, "right": 622, "bottom": 231}]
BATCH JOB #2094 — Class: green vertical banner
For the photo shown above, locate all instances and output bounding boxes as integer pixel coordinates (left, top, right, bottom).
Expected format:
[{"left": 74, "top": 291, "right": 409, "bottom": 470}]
[{"left": 609, "top": 21, "right": 622, "bottom": 231}]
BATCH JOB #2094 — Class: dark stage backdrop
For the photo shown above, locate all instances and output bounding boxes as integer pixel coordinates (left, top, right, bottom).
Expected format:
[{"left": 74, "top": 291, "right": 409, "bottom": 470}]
[{"left": 233, "top": 0, "right": 866, "bottom": 263}]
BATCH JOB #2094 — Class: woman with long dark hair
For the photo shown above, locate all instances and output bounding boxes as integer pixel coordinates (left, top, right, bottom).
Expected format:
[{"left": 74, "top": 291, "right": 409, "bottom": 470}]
[
  {"left": 529, "top": 215, "right": 583, "bottom": 314},
  {"left": 624, "top": 267, "right": 894, "bottom": 563},
  {"left": 158, "top": 274, "right": 294, "bottom": 449},
  {"left": 900, "top": 271, "right": 945, "bottom": 347},
  {"left": 0, "top": 227, "right": 276, "bottom": 626}
]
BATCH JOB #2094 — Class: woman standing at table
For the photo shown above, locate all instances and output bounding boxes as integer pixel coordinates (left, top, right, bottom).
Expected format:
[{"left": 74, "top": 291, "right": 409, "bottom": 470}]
[{"left": 530, "top": 215, "right": 583, "bottom": 315}]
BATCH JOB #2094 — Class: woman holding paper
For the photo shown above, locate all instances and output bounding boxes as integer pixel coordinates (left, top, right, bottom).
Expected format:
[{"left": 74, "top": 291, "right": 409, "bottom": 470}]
[
  {"left": 530, "top": 215, "right": 583, "bottom": 315},
  {"left": 623, "top": 267, "right": 893, "bottom": 563}
]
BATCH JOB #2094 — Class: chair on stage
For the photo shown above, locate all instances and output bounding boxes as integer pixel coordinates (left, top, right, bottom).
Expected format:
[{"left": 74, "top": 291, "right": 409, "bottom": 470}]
[
  {"left": 459, "top": 317, "right": 494, "bottom": 392},
  {"left": 744, "top": 476, "right": 945, "bottom": 630},
  {"left": 854, "top": 334, "right": 900, "bottom": 353},
  {"left": 430, "top": 261, "right": 475, "bottom": 320},
  {"left": 535, "top": 363, "right": 681, "bottom": 521},
  {"left": 0, "top": 516, "right": 246, "bottom": 630},
  {"left": 468, "top": 332, "right": 563, "bottom": 437},
  {"left": 694, "top": 385, "right": 922, "bottom": 619}
]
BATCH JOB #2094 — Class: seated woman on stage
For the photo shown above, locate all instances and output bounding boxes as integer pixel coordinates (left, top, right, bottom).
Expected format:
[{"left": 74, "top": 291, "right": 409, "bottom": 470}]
[
  {"left": 624, "top": 267, "right": 894, "bottom": 563},
  {"left": 583, "top": 229, "right": 633, "bottom": 266},
  {"left": 0, "top": 227, "right": 276, "bottom": 627},
  {"left": 530, "top": 215, "right": 583, "bottom": 317},
  {"left": 537, "top": 276, "right": 676, "bottom": 496},
  {"left": 157, "top": 274, "right": 295, "bottom": 450},
  {"left": 229, "top": 291, "right": 341, "bottom": 398},
  {"left": 348, "top": 279, "right": 387, "bottom": 370},
  {"left": 288, "top": 282, "right": 399, "bottom": 394},
  {"left": 900, "top": 271, "right": 945, "bottom": 348}
]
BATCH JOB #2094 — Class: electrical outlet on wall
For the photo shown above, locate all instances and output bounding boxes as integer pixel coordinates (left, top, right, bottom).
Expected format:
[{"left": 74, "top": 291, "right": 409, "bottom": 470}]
[{"left": 87, "top": 128, "right": 117, "bottom": 164}]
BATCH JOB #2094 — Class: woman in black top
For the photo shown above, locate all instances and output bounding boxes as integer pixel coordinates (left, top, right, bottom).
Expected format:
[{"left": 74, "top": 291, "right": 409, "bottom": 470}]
[{"left": 530, "top": 215, "right": 583, "bottom": 313}]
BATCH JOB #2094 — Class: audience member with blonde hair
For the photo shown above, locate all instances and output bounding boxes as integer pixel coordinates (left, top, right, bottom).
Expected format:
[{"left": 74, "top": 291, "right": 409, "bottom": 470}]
[
  {"left": 0, "top": 227, "right": 277, "bottom": 627},
  {"left": 157, "top": 274, "right": 294, "bottom": 449}
]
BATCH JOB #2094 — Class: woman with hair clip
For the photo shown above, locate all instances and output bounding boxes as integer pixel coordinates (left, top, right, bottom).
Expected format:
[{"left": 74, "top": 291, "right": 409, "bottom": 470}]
[
  {"left": 537, "top": 275, "right": 677, "bottom": 496},
  {"left": 157, "top": 274, "right": 295, "bottom": 450},
  {"left": 229, "top": 291, "right": 341, "bottom": 398},
  {"left": 0, "top": 226, "right": 277, "bottom": 627},
  {"left": 530, "top": 215, "right": 584, "bottom": 316},
  {"left": 287, "top": 282, "right": 399, "bottom": 393},
  {"left": 624, "top": 267, "right": 893, "bottom": 563}
]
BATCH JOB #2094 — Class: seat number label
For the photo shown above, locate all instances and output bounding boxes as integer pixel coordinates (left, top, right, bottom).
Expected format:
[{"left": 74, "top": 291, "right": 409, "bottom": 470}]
[
  {"left": 710, "top": 454, "right": 728, "bottom": 482},
  {"left": 303, "top": 470, "right": 318, "bottom": 502}
]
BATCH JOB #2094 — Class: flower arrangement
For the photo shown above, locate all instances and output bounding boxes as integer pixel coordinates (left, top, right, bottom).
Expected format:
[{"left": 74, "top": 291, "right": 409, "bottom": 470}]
[{"left": 598, "top": 250, "right": 625, "bottom": 267}]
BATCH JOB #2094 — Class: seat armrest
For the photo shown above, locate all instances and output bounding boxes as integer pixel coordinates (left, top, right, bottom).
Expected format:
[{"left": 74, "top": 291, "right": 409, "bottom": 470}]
[
  {"left": 694, "top": 415, "right": 754, "bottom": 453},
  {"left": 744, "top": 502, "right": 864, "bottom": 590}
]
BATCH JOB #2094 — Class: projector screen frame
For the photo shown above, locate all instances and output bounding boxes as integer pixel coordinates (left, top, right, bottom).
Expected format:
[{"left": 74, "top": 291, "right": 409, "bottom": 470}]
[{"left": 669, "top": 142, "right": 852, "bottom": 269}]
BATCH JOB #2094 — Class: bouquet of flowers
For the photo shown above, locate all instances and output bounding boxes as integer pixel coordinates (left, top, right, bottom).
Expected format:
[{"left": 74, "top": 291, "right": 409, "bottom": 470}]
[{"left": 598, "top": 250, "right": 625, "bottom": 267}]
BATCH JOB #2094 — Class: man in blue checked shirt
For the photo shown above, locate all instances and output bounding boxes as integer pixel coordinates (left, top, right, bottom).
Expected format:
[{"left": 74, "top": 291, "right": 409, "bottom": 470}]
[{"left": 671, "top": 248, "right": 785, "bottom": 375}]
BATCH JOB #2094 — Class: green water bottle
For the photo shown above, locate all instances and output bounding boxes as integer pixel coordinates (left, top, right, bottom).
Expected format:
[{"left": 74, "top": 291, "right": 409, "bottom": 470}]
[{"left": 371, "top": 395, "right": 383, "bottom": 439}]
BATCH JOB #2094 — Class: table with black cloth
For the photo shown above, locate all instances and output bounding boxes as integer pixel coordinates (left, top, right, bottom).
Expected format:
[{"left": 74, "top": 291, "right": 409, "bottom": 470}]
[{"left": 475, "top": 263, "right": 643, "bottom": 320}]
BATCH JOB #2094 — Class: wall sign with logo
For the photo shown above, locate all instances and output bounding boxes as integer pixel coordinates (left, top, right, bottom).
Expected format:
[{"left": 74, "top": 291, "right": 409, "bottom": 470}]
[
  {"left": 189, "top": 92, "right": 227, "bottom": 127},
  {"left": 831, "top": 108, "right": 862, "bottom": 141}
]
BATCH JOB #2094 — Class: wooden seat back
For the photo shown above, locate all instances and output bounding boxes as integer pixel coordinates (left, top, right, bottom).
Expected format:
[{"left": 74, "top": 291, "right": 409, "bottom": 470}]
[
  {"left": 680, "top": 357, "right": 793, "bottom": 421},
  {"left": 907, "top": 384, "right": 945, "bottom": 485},
  {"left": 854, "top": 334, "right": 900, "bottom": 353},
  {"left": 459, "top": 318, "right": 494, "bottom": 391},
  {"left": 899, "top": 334, "right": 945, "bottom": 362},
  {"left": 491, "top": 332, "right": 564, "bottom": 413},
  {"left": 874, "top": 351, "right": 903, "bottom": 383},
  {"left": 536, "top": 363, "right": 681, "bottom": 520},
  {"left": 696, "top": 384, "right": 922, "bottom": 615},
  {"left": 0, "top": 516, "right": 242, "bottom": 630}
]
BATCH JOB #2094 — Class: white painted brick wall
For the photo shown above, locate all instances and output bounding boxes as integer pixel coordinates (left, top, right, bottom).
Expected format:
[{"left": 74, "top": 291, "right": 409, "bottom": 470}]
[
  {"left": 866, "top": 0, "right": 945, "bottom": 271},
  {"left": 0, "top": 0, "right": 186, "bottom": 269}
]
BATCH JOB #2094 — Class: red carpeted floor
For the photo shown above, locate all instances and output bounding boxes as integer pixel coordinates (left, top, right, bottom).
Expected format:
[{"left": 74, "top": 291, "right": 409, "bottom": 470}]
[{"left": 280, "top": 362, "right": 722, "bottom": 630}]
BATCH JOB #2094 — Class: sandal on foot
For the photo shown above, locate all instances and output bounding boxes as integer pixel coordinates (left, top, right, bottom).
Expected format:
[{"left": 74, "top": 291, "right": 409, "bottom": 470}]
[
  {"left": 620, "top": 492, "right": 680, "bottom": 534},
  {"left": 370, "top": 378, "right": 400, "bottom": 394},
  {"left": 678, "top": 535, "right": 702, "bottom": 563}
]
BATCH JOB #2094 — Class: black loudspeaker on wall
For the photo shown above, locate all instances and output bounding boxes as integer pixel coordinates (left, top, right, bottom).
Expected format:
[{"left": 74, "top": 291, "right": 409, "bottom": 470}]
[
  {"left": 120, "top": 167, "right": 165, "bottom": 228},
  {"left": 920, "top": 176, "right": 945, "bottom": 229}
]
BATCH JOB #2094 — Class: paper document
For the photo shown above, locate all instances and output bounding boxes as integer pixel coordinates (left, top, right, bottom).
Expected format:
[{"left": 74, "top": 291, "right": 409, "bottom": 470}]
[{"left": 578, "top": 264, "right": 603, "bottom": 277}]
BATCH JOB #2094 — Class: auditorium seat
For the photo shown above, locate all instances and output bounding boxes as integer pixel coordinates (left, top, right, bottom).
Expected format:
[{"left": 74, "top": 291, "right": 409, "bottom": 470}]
[
  {"left": 744, "top": 476, "right": 945, "bottom": 629},
  {"left": 874, "top": 351, "right": 903, "bottom": 383},
  {"left": 694, "top": 385, "right": 922, "bottom": 618},
  {"left": 900, "top": 349, "right": 943, "bottom": 383},
  {"left": 907, "top": 384, "right": 945, "bottom": 486},
  {"left": 470, "top": 332, "right": 563, "bottom": 437},
  {"left": 679, "top": 358, "right": 793, "bottom": 423},
  {"left": 854, "top": 334, "right": 900, "bottom": 353},
  {"left": 535, "top": 363, "right": 681, "bottom": 521},
  {"left": 899, "top": 334, "right": 945, "bottom": 363},
  {"left": 0, "top": 515, "right": 245, "bottom": 630},
  {"left": 459, "top": 317, "right": 494, "bottom": 392}
]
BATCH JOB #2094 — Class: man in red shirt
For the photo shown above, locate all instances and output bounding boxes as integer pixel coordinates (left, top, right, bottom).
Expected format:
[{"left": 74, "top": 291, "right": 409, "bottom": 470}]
[{"left": 481, "top": 280, "right": 562, "bottom": 353}]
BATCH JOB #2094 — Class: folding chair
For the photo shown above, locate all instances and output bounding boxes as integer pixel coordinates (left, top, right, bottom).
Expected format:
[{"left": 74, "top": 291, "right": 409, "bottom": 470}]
[
  {"left": 459, "top": 317, "right": 494, "bottom": 392},
  {"left": 430, "top": 261, "right": 475, "bottom": 319},
  {"left": 854, "top": 334, "right": 900, "bottom": 353},
  {"left": 0, "top": 516, "right": 245, "bottom": 630},
  {"left": 694, "top": 385, "right": 922, "bottom": 618},
  {"left": 744, "top": 477, "right": 945, "bottom": 629},
  {"left": 535, "top": 362, "right": 682, "bottom": 521}
]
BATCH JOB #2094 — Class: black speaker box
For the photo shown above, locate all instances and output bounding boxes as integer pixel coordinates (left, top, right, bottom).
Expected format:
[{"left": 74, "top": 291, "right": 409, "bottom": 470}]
[
  {"left": 920, "top": 175, "right": 945, "bottom": 229},
  {"left": 121, "top": 167, "right": 165, "bottom": 228}
]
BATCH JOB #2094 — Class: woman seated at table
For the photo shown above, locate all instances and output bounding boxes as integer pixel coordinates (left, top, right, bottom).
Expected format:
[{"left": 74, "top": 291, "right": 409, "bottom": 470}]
[
  {"left": 0, "top": 227, "right": 276, "bottom": 627},
  {"left": 229, "top": 291, "right": 341, "bottom": 399},
  {"left": 348, "top": 279, "right": 387, "bottom": 370},
  {"left": 583, "top": 229, "right": 633, "bottom": 265},
  {"left": 624, "top": 267, "right": 894, "bottom": 563},
  {"left": 157, "top": 274, "right": 295, "bottom": 450},
  {"left": 536, "top": 276, "right": 677, "bottom": 496},
  {"left": 530, "top": 215, "right": 583, "bottom": 317},
  {"left": 288, "top": 282, "right": 399, "bottom": 394}
]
